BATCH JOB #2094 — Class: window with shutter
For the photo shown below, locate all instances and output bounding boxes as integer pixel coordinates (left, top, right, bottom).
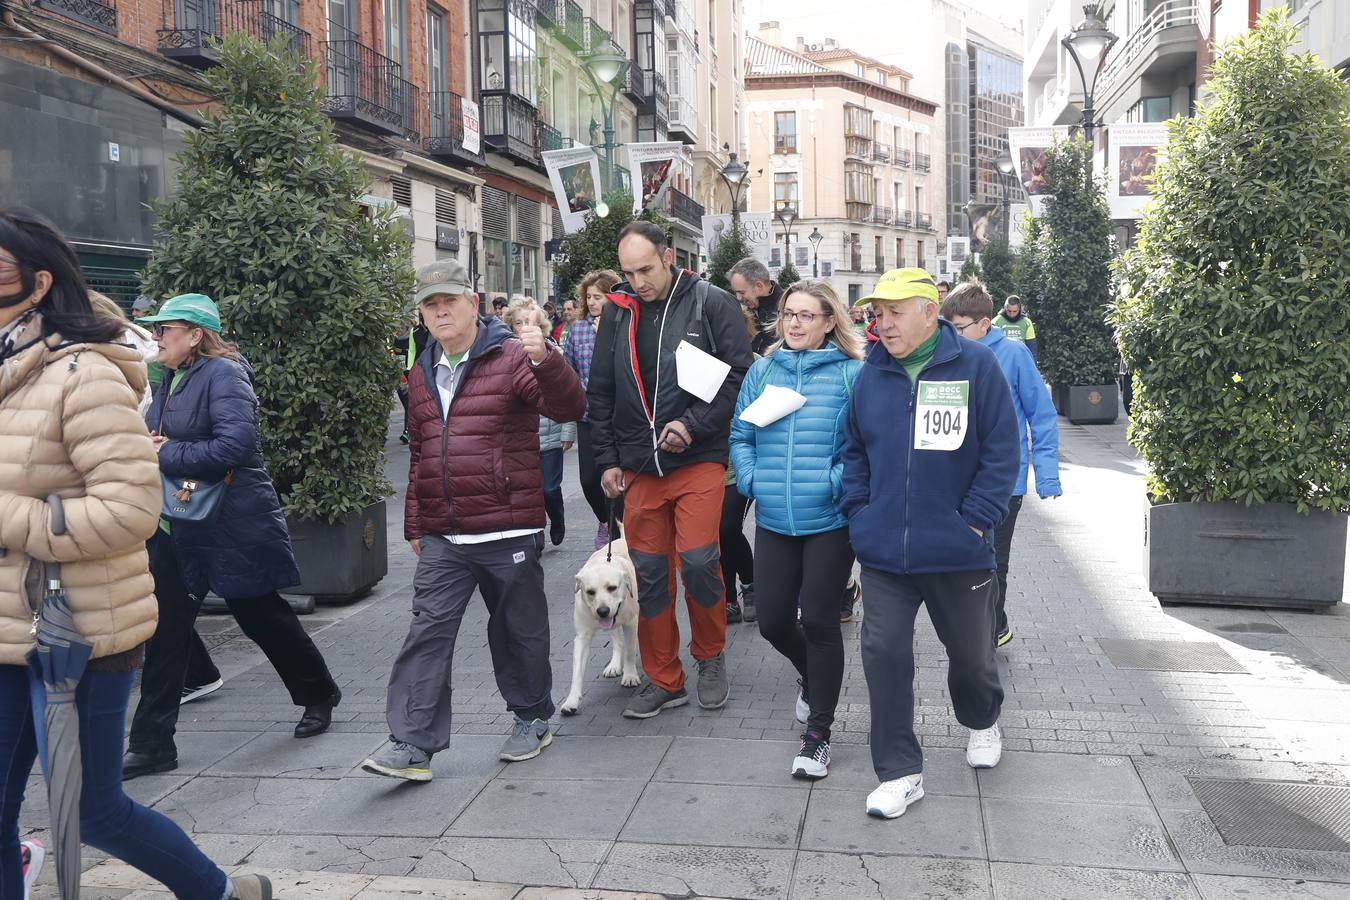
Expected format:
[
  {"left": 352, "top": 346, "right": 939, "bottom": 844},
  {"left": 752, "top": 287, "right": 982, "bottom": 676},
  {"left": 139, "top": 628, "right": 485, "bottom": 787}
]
[
  {"left": 482, "top": 187, "right": 510, "bottom": 240},
  {"left": 514, "top": 197, "right": 541, "bottom": 246},
  {"left": 435, "top": 189, "right": 457, "bottom": 225},
  {"left": 391, "top": 175, "right": 413, "bottom": 208}
]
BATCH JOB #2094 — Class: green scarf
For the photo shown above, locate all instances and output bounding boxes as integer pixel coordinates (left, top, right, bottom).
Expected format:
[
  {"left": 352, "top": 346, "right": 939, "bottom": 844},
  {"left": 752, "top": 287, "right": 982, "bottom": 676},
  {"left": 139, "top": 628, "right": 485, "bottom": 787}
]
[{"left": 899, "top": 327, "right": 941, "bottom": 385}]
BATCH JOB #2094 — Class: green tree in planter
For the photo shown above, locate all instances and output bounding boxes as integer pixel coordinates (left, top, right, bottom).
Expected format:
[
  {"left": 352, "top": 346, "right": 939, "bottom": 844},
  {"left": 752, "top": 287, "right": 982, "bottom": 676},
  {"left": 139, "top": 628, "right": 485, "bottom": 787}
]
[
  {"left": 706, "top": 221, "right": 754, "bottom": 291},
  {"left": 553, "top": 194, "right": 671, "bottom": 300},
  {"left": 1027, "top": 139, "right": 1116, "bottom": 386},
  {"left": 1112, "top": 10, "right": 1350, "bottom": 512},
  {"left": 141, "top": 34, "right": 414, "bottom": 523},
  {"left": 777, "top": 261, "right": 801, "bottom": 289},
  {"left": 957, "top": 254, "right": 982, "bottom": 283},
  {"left": 980, "top": 233, "right": 1017, "bottom": 306}
]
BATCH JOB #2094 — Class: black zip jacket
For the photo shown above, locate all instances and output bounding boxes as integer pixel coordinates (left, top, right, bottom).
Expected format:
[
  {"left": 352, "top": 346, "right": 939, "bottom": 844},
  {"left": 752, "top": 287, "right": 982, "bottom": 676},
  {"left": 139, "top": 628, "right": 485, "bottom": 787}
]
[{"left": 588, "top": 267, "right": 753, "bottom": 477}]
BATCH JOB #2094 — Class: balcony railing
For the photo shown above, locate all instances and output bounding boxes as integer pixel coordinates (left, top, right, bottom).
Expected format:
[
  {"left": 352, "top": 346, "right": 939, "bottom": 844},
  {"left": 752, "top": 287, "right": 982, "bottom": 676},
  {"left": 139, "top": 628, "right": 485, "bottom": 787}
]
[
  {"left": 538, "top": 120, "right": 570, "bottom": 153},
  {"left": 774, "top": 137, "right": 798, "bottom": 155},
  {"left": 894, "top": 147, "right": 912, "bottom": 168},
  {"left": 1099, "top": 0, "right": 1200, "bottom": 93},
  {"left": 916, "top": 212, "right": 933, "bottom": 230},
  {"left": 323, "top": 24, "right": 416, "bottom": 138},
  {"left": 425, "top": 90, "right": 485, "bottom": 164},
  {"left": 159, "top": 0, "right": 309, "bottom": 66},
  {"left": 581, "top": 16, "right": 609, "bottom": 53},
  {"left": 534, "top": 0, "right": 555, "bottom": 26},
  {"left": 871, "top": 205, "right": 892, "bottom": 225},
  {"left": 660, "top": 0, "right": 674, "bottom": 18},
  {"left": 35, "top": 0, "right": 116, "bottom": 34},
  {"left": 666, "top": 187, "right": 704, "bottom": 229},
  {"left": 481, "top": 90, "right": 539, "bottom": 163},
  {"left": 915, "top": 152, "right": 932, "bottom": 172},
  {"left": 645, "top": 70, "right": 668, "bottom": 120},
  {"left": 846, "top": 203, "right": 872, "bottom": 223},
  {"left": 559, "top": 0, "right": 584, "bottom": 47},
  {"left": 623, "top": 64, "right": 646, "bottom": 102},
  {"left": 872, "top": 143, "right": 891, "bottom": 164},
  {"left": 895, "top": 209, "right": 912, "bottom": 227}
]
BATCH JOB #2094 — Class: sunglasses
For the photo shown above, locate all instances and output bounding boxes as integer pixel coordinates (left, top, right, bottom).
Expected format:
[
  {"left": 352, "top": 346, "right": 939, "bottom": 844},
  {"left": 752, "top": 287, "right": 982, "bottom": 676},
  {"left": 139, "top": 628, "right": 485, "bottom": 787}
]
[{"left": 152, "top": 323, "right": 191, "bottom": 338}]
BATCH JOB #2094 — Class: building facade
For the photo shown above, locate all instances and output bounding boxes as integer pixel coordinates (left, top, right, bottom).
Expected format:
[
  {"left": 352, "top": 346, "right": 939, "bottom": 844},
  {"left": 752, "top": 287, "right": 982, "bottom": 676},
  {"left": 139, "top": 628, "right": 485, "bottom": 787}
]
[
  {"left": 0, "top": 0, "right": 742, "bottom": 306},
  {"left": 745, "top": 25, "right": 942, "bottom": 304}
]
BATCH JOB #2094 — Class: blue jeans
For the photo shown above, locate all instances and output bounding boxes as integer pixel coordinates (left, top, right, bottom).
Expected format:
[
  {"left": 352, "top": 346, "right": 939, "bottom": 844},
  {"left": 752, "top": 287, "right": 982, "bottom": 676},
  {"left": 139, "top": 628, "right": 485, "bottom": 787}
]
[{"left": 0, "top": 664, "right": 229, "bottom": 900}]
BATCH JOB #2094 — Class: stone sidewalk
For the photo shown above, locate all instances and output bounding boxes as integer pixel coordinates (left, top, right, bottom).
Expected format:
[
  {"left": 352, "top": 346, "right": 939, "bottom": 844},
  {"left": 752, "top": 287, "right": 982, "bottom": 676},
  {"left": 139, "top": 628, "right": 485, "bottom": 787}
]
[{"left": 21, "top": 417, "right": 1350, "bottom": 899}]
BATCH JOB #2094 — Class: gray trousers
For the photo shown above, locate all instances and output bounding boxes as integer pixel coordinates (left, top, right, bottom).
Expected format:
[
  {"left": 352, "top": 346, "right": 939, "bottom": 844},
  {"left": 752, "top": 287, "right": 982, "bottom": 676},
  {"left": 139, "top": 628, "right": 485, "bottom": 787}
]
[
  {"left": 860, "top": 567, "right": 1004, "bottom": 781},
  {"left": 386, "top": 532, "right": 553, "bottom": 753}
]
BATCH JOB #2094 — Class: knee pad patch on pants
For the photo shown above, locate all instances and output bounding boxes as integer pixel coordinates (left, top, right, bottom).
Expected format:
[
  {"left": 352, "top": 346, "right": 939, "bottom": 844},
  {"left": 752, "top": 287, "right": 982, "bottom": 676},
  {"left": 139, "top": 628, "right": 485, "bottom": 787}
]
[
  {"left": 629, "top": 549, "right": 673, "bottom": 618},
  {"left": 679, "top": 542, "right": 724, "bottom": 609}
]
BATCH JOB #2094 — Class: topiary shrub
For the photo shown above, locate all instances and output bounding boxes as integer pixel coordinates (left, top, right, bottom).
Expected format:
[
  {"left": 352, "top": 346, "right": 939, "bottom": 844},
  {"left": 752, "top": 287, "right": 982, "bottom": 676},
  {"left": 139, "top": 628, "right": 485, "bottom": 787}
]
[
  {"left": 1026, "top": 138, "right": 1116, "bottom": 386},
  {"left": 141, "top": 33, "right": 414, "bottom": 523},
  {"left": 706, "top": 221, "right": 754, "bottom": 291},
  {"left": 1112, "top": 9, "right": 1350, "bottom": 512},
  {"left": 980, "top": 233, "right": 1017, "bottom": 307},
  {"left": 553, "top": 193, "right": 671, "bottom": 301},
  {"left": 777, "top": 261, "right": 801, "bottom": 290}
]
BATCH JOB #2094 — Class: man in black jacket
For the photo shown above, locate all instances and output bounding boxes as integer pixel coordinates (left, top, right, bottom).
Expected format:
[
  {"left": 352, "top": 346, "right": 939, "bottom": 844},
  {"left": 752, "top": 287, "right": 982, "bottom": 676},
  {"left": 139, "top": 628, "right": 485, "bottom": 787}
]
[
  {"left": 588, "top": 222, "right": 754, "bottom": 719},
  {"left": 727, "top": 257, "right": 782, "bottom": 355}
]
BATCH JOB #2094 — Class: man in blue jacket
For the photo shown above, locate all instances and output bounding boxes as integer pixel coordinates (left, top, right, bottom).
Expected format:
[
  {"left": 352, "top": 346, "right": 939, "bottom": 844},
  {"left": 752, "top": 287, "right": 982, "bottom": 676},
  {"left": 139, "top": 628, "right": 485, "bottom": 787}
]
[
  {"left": 941, "top": 281, "right": 1061, "bottom": 649},
  {"left": 840, "top": 267, "right": 1019, "bottom": 820}
]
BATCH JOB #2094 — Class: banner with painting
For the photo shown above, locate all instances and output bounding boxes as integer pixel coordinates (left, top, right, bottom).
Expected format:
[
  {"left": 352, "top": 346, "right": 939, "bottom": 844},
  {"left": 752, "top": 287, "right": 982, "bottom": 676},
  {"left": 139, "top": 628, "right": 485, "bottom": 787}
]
[
  {"left": 542, "top": 146, "right": 603, "bottom": 235},
  {"left": 1007, "top": 126, "right": 1070, "bottom": 216},
  {"left": 701, "top": 213, "right": 774, "bottom": 265},
  {"left": 626, "top": 142, "right": 684, "bottom": 215},
  {"left": 1106, "top": 123, "right": 1168, "bottom": 220}
]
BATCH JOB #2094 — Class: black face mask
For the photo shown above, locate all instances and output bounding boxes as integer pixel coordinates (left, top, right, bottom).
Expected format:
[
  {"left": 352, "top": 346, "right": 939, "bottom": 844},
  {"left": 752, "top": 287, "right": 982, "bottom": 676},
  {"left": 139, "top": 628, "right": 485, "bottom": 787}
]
[{"left": 0, "top": 261, "right": 35, "bottom": 309}]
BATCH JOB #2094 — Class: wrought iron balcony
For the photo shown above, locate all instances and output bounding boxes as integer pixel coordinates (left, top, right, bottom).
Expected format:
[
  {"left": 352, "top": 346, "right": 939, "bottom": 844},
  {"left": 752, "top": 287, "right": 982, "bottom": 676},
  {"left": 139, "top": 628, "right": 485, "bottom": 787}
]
[
  {"left": 895, "top": 209, "right": 913, "bottom": 227},
  {"left": 872, "top": 144, "right": 891, "bottom": 164},
  {"left": 538, "top": 120, "right": 570, "bottom": 153},
  {"left": 622, "top": 65, "right": 646, "bottom": 103},
  {"left": 158, "top": 0, "right": 309, "bottom": 67},
  {"left": 661, "top": 0, "right": 674, "bottom": 18},
  {"left": 552, "top": 0, "right": 584, "bottom": 48},
  {"left": 916, "top": 212, "right": 934, "bottom": 230},
  {"left": 581, "top": 16, "right": 610, "bottom": 53},
  {"left": 894, "top": 147, "right": 912, "bottom": 168},
  {"left": 642, "top": 69, "right": 668, "bottom": 121},
  {"left": 323, "top": 24, "right": 416, "bottom": 138},
  {"left": 846, "top": 203, "right": 871, "bottom": 224},
  {"left": 425, "top": 90, "right": 485, "bottom": 165},
  {"left": 534, "top": 0, "right": 555, "bottom": 26},
  {"left": 480, "top": 90, "right": 539, "bottom": 165},
  {"left": 34, "top": 0, "right": 117, "bottom": 34},
  {"left": 915, "top": 152, "right": 932, "bottom": 172},
  {"left": 871, "top": 205, "right": 893, "bottom": 225},
  {"left": 666, "top": 187, "right": 704, "bottom": 230}
]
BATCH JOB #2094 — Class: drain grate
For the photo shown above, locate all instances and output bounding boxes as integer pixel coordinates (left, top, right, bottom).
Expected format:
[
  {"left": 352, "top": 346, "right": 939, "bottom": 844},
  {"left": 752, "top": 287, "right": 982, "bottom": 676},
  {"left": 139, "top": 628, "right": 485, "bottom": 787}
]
[
  {"left": 1189, "top": 779, "right": 1350, "bottom": 853},
  {"left": 1097, "top": 639, "right": 1247, "bottom": 673}
]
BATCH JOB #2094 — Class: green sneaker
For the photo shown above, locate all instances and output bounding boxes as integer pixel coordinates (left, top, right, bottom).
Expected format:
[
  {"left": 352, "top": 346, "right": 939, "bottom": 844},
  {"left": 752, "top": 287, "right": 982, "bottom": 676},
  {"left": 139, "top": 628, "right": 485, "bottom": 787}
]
[{"left": 361, "top": 740, "right": 433, "bottom": 782}]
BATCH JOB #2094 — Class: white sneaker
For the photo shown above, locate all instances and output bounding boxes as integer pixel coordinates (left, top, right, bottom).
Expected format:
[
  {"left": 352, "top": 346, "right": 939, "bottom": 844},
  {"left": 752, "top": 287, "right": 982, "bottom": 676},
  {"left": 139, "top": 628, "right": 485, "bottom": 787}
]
[
  {"left": 180, "top": 677, "right": 224, "bottom": 705},
  {"left": 22, "top": 838, "right": 45, "bottom": 897},
  {"left": 794, "top": 691, "right": 809, "bottom": 725},
  {"left": 966, "top": 722, "right": 1003, "bottom": 768},
  {"left": 866, "top": 774, "right": 924, "bottom": 818}
]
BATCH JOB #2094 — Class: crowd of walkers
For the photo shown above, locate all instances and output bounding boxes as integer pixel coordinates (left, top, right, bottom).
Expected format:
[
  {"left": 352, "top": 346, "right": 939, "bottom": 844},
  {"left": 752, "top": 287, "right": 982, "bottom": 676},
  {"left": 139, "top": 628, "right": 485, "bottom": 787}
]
[{"left": 1, "top": 206, "right": 1060, "bottom": 897}]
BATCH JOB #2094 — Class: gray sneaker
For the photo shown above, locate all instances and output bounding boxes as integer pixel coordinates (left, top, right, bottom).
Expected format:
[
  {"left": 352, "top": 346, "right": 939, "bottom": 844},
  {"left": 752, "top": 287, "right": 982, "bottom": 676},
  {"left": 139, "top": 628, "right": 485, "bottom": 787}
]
[
  {"left": 740, "top": 586, "right": 757, "bottom": 623},
  {"left": 696, "top": 652, "right": 730, "bottom": 709},
  {"left": 622, "top": 681, "right": 689, "bottom": 719},
  {"left": 361, "top": 740, "right": 432, "bottom": 782},
  {"left": 499, "top": 717, "right": 553, "bottom": 762}
]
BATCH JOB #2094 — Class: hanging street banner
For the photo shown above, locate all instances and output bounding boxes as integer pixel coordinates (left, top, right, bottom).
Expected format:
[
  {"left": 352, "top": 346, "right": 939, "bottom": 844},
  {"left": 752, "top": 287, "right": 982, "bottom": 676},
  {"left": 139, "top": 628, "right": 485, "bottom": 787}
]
[
  {"left": 542, "top": 146, "right": 603, "bottom": 235},
  {"left": 461, "top": 99, "right": 481, "bottom": 156},
  {"left": 1007, "top": 126, "right": 1070, "bottom": 216},
  {"left": 701, "top": 212, "right": 774, "bottom": 264},
  {"left": 1106, "top": 123, "right": 1168, "bottom": 220},
  {"left": 626, "top": 141, "right": 684, "bottom": 215},
  {"left": 947, "top": 237, "right": 971, "bottom": 270},
  {"left": 935, "top": 256, "right": 953, "bottom": 281},
  {"left": 1008, "top": 203, "right": 1030, "bottom": 250}
]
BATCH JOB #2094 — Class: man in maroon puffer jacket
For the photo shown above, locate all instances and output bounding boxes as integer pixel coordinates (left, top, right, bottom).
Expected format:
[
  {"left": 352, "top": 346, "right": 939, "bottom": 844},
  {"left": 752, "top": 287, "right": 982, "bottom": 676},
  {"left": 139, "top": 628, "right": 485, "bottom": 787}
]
[{"left": 362, "top": 261, "right": 586, "bottom": 782}]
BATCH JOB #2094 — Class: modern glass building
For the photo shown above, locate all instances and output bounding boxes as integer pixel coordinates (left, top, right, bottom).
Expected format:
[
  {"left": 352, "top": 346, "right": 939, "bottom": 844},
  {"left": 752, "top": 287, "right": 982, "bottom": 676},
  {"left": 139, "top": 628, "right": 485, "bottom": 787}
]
[{"left": 946, "top": 32, "right": 1025, "bottom": 241}]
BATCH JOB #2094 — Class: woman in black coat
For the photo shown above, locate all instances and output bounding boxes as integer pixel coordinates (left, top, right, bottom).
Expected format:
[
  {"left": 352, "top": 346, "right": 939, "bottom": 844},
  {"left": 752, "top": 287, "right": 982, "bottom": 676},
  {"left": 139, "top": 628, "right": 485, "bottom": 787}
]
[{"left": 123, "top": 293, "right": 341, "bottom": 780}]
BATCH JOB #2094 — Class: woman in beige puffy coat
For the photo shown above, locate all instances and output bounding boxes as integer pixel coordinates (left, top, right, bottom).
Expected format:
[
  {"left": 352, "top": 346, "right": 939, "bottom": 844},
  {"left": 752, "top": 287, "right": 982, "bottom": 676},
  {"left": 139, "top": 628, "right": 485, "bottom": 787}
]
[{"left": 0, "top": 209, "right": 271, "bottom": 900}]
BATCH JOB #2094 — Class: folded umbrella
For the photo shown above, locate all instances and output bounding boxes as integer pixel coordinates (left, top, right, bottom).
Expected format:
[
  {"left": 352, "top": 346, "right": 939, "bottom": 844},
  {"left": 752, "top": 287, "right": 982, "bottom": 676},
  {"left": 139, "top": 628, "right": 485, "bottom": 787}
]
[{"left": 26, "top": 495, "right": 88, "bottom": 900}]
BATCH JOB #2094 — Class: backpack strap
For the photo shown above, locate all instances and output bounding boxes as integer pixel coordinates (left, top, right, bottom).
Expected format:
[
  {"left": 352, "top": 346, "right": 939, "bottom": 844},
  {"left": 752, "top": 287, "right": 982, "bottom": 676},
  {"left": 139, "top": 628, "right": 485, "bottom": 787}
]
[{"left": 693, "top": 279, "right": 718, "bottom": 355}]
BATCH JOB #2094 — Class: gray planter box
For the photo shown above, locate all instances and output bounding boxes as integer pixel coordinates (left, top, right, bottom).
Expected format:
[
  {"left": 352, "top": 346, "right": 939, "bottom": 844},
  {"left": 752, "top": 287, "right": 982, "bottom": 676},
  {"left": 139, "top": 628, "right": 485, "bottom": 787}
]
[
  {"left": 1146, "top": 501, "right": 1348, "bottom": 611},
  {"left": 287, "top": 499, "right": 388, "bottom": 603},
  {"left": 1065, "top": 384, "right": 1118, "bottom": 425}
]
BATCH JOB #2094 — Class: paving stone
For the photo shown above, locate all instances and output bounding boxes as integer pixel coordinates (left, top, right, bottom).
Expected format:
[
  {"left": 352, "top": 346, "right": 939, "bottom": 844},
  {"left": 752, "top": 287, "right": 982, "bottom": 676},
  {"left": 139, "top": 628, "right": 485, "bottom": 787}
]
[
  {"left": 791, "top": 851, "right": 992, "bottom": 899},
  {"left": 411, "top": 837, "right": 610, "bottom": 889},
  {"left": 811, "top": 746, "right": 978, "bottom": 796},
  {"left": 447, "top": 779, "right": 644, "bottom": 841},
  {"left": 241, "top": 834, "right": 430, "bottom": 875},
  {"left": 617, "top": 781, "right": 807, "bottom": 849},
  {"left": 284, "top": 774, "right": 488, "bottom": 837},
  {"left": 354, "top": 874, "right": 519, "bottom": 898},
  {"left": 976, "top": 751, "right": 1151, "bottom": 806},
  {"left": 149, "top": 777, "right": 330, "bottom": 835},
  {"left": 505, "top": 735, "right": 671, "bottom": 781},
  {"left": 983, "top": 798, "right": 1182, "bottom": 871},
  {"left": 1190, "top": 874, "right": 1350, "bottom": 899},
  {"left": 799, "top": 790, "right": 985, "bottom": 858},
  {"left": 1157, "top": 807, "right": 1350, "bottom": 883},
  {"left": 649, "top": 736, "right": 808, "bottom": 790},
  {"left": 592, "top": 842, "right": 795, "bottom": 899},
  {"left": 989, "top": 862, "right": 1198, "bottom": 899},
  {"left": 206, "top": 732, "right": 387, "bottom": 778},
  {"left": 348, "top": 734, "right": 508, "bottom": 780}
]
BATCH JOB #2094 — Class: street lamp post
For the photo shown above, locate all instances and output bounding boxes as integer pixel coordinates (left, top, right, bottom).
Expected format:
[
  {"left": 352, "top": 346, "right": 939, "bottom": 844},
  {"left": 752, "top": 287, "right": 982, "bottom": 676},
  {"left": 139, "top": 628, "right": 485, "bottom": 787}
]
[
  {"left": 774, "top": 202, "right": 798, "bottom": 273},
  {"left": 995, "top": 151, "right": 1015, "bottom": 236},
  {"left": 1061, "top": 4, "right": 1118, "bottom": 173},
  {"left": 808, "top": 226, "right": 823, "bottom": 277},
  {"left": 718, "top": 143, "right": 749, "bottom": 228},
  {"left": 581, "top": 49, "right": 630, "bottom": 193}
]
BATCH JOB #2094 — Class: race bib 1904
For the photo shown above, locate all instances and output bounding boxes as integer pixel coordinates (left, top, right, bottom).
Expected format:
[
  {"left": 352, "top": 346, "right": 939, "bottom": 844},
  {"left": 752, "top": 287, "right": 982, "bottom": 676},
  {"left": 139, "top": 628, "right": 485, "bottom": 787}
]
[{"left": 915, "top": 381, "right": 969, "bottom": 451}]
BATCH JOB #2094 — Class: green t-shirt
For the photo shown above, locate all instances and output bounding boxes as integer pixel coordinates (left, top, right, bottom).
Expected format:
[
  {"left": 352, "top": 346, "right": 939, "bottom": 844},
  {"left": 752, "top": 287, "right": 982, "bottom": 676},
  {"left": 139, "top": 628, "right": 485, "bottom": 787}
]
[{"left": 993, "top": 313, "right": 1036, "bottom": 344}]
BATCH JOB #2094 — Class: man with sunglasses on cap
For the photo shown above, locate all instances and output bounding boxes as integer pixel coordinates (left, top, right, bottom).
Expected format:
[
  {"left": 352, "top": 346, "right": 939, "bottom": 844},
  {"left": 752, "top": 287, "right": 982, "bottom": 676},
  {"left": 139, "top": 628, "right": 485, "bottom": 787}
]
[{"left": 839, "top": 267, "right": 1018, "bottom": 819}]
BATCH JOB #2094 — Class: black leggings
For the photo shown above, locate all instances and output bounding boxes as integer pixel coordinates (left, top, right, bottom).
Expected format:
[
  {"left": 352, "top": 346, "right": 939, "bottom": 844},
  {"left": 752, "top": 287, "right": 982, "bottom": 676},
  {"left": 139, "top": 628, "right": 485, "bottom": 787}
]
[
  {"left": 576, "top": 422, "right": 622, "bottom": 532},
  {"left": 719, "top": 484, "right": 754, "bottom": 598},
  {"left": 754, "top": 527, "right": 853, "bottom": 738}
]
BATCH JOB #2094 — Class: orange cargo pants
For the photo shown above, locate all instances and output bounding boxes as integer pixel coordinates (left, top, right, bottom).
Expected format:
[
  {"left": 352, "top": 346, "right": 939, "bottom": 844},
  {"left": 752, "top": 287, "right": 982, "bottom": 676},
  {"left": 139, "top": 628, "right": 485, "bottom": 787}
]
[{"left": 622, "top": 461, "right": 728, "bottom": 693}]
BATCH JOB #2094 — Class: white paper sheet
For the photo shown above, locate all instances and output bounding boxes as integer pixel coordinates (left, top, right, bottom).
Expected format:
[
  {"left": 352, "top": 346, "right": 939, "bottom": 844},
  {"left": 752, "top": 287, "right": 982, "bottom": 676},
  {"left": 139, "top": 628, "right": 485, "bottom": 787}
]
[
  {"left": 674, "top": 340, "right": 731, "bottom": 403},
  {"left": 738, "top": 384, "right": 807, "bottom": 427}
]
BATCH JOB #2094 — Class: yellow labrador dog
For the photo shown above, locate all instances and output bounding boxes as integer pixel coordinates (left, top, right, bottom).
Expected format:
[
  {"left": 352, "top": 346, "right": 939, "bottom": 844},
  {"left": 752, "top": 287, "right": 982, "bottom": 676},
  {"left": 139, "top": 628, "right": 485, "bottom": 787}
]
[{"left": 560, "top": 538, "right": 640, "bottom": 715}]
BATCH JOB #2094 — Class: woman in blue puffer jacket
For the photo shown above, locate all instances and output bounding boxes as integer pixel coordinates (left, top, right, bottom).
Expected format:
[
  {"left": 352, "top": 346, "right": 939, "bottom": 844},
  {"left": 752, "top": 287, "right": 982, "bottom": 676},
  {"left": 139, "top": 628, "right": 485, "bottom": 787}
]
[{"left": 730, "top": 279, "right": 862, "bottom": 782}]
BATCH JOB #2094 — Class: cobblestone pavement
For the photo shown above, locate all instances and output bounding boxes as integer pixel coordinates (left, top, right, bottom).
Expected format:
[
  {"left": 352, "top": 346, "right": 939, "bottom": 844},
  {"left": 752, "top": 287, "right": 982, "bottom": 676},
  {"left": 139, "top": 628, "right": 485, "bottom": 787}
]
[{"left": 22, "top": 415, "right": 1350, "bottom": 899}]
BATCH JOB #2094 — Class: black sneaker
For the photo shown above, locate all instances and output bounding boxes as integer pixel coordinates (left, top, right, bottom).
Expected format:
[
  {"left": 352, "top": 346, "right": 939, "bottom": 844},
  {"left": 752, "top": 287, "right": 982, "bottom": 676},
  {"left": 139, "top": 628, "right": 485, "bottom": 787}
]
[
  {"left": 740, "top": 585, "right": 757, "bottom": 623},
  {"left": 791, "top": 730, "right": 830, "bottom": 779},
  {"left": 726, "top": 601, "right": 743, "bottom": 624},
  {"left": 840, "top": 579, "right": 861, "bottom": 623}
]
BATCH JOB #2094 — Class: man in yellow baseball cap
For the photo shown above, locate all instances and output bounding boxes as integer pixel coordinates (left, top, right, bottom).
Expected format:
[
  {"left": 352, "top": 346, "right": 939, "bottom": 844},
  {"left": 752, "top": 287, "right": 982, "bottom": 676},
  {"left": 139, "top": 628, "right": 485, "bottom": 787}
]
[{"left": 839, "top": 265, "right": 1019, "bottom": 820}]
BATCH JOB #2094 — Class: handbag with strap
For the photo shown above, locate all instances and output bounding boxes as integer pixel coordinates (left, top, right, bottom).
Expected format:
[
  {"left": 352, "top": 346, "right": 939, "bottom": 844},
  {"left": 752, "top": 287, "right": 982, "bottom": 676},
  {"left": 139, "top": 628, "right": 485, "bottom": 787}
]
[{"left": 156, "top": 366, "right": 232, "bottom": 523}]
